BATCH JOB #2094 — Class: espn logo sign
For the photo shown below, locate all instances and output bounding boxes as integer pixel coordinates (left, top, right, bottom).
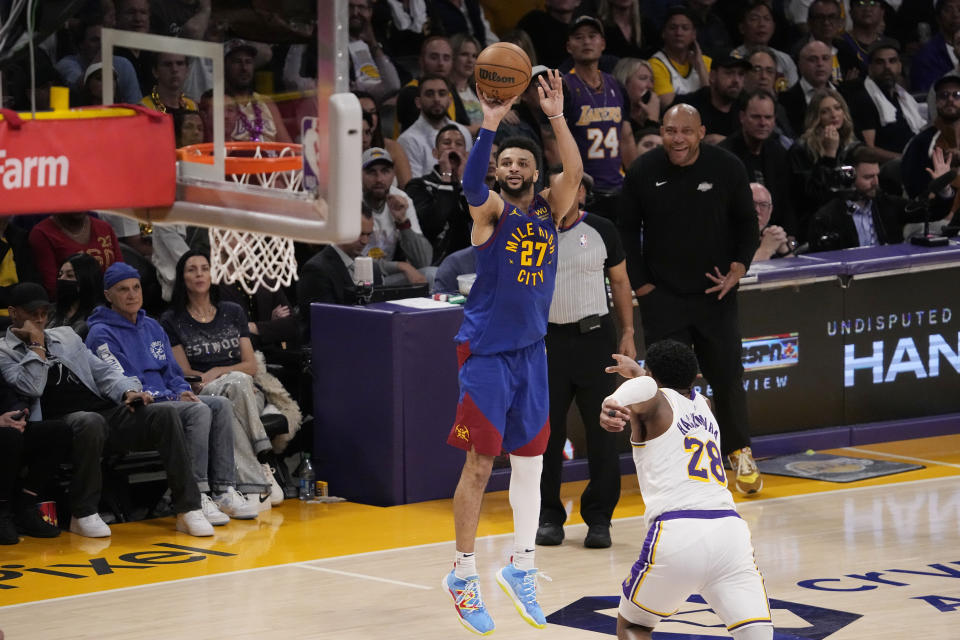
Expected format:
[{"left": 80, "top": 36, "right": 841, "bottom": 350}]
[
  {"left": 742, "top": 333, "right": 799, "bottom": 371},
  {"left": 0, "top": 150, "right": 69, "bottom": 189}
]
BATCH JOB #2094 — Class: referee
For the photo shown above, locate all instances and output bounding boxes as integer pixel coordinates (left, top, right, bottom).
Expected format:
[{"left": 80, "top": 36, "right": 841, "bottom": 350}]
[
  {"left": 618, "top": 104, "right": 763, "bottom": 494},
  {"left": 537, "top": 170, "right": 636, "bottom": 549}
]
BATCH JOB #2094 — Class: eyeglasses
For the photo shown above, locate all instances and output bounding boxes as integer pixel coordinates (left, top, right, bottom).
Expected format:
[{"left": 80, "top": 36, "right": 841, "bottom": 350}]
[
  {"left": 937, "top": 89, "right": 960, "bottom": 101},
  {"left": 852, "top": 0, "right": 879, "bottom": 6},
  {"left": 754, "top": 201, "right": 773, "bottom": 210},
  {"left": 751, "top": 65, "right": 776, "bottom": 76}
]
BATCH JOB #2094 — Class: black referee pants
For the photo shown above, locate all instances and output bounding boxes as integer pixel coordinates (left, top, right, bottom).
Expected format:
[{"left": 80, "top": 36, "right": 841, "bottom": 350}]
[
  {"left": 540, "top": 314, "right": 621, "bottom": 528},
  {"left": 638, "top": 287, "right": 752, "bottom": 455}
]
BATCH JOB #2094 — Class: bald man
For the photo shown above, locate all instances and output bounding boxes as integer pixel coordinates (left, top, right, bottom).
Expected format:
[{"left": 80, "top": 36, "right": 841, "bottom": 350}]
[
  {"left": 618, "top": 104, "right": 763, "bottom": 495},
  {"left": 750, "top": 182, "right": 791, "bottom": 262},
  {"left": 780, "top": 40, "right": 837, "bottom": 135}
]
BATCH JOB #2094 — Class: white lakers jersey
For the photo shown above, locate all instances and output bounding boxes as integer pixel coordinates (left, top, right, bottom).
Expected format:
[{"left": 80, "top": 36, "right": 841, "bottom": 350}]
[{"left": 631, "top": 388, "right": 736, "bottom": 528}]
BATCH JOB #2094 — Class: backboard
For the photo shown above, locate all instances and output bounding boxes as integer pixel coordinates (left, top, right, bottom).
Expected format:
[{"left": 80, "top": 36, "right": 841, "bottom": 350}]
[{"left": 98, "top": 0, "right": 361, "bottom": 245}]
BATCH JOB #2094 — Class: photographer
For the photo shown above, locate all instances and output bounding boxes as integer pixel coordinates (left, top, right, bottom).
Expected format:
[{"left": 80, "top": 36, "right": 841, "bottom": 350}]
[
  {"left": 404, "top": 125, "right": 472, "bottom": 265},
  {"left": 808, "top": 147, "right": 955, "bottom": 252}
]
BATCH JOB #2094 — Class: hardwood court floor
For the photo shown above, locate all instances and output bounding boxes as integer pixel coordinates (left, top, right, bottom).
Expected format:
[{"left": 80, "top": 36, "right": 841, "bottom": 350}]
[{"left": 2, "top": 435, "right": 960, "bottom": 639}]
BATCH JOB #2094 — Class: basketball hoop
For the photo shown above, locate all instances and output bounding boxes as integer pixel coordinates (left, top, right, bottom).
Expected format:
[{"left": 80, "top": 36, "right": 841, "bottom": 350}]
[{"left": 178, "top": 141, "right": 303, "bottom": 295}]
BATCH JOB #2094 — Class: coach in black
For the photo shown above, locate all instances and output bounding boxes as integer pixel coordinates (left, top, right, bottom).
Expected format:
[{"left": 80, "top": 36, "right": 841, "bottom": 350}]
[
  {"left": 537, "top": 171, "right": 635, "bottom": 549},
  {"left": 618, "top": 104, "right": 763, "bottom": 495}
]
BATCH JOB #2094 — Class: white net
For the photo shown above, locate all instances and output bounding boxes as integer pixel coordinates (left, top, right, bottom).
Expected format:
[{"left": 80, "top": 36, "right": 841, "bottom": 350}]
[{"left": 205, "top": 142, "right": 302, "bottom": 294}]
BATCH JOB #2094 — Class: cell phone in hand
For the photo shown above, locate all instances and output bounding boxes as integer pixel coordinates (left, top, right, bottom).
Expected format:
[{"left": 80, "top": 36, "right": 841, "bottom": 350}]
[
  {"left": 127, "top": 396, "right": 145, "bottom": 408},
  {"left": 184, "top": 375, "right": 202, "bottom": 383},
  {"left": 10, "top": 410, "right": 26, "bottom": 421},
  {"left": 641, "top": 90, "right": 651, "bottom": 105}
]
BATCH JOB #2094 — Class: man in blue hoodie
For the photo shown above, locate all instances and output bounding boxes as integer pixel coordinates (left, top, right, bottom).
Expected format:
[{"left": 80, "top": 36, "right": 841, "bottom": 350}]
[{"left": 86, "top": 263, "right": 258, "bottom": 524}]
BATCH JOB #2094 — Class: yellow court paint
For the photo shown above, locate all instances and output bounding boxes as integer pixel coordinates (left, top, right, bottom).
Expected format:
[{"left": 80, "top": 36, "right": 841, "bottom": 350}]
[{"left": 2, "top": 434, "right": 959, "bottom": 608}]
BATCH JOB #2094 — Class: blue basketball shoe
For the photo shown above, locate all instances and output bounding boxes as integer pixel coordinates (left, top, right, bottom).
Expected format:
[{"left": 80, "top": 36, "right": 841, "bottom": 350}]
[
  {"left": 496, "top": 564, "right": 547, "bottom": 629},
  {"left": 443, "top": 569, "right": 495, "bottom": 635}
]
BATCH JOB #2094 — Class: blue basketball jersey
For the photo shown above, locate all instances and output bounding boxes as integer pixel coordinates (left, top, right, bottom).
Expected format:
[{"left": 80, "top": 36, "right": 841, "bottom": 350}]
[
  {"left": 455, "top": 194, "right": 557, "bottom": 355},
  {"left": 564, "top": 71, "right": 627, "bottom": 192}
]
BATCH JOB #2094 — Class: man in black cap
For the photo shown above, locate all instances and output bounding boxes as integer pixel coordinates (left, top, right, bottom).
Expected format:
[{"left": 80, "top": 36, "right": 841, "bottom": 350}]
[
  {"left": 676, "top": 51, "right": 752, "bottom": 142},
  {"left": 563, "top": 15, "right": 638, "bottom": 222},
  {"left": 0, "top": 283, "right": 214, "bottom": 538}
]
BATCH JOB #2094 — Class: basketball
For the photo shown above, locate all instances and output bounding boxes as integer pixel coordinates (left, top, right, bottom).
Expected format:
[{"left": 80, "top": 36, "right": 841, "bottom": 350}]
[{"left": 474, "top": 42, "right": 532, "bottom": 101}]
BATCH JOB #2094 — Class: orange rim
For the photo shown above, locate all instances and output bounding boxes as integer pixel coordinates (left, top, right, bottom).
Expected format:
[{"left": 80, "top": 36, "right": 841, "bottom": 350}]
[{"left": 177, "top": 141, "right": 302, "bottom": 175}]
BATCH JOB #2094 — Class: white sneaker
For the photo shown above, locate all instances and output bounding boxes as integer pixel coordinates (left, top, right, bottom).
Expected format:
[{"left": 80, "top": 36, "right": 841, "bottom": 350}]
[
  {"left": 215, "top": 487, "right": 259, "bottom": 520},
  {"left": 176, "top": 510, "right": 214, "bottom": 537},
  {"left": 261, "top": 463, "right": 284, "bottom": 506},
  {"left": 246, "top": 491, "right": 273, "bottom": 513},
  {"left": 69, "top": 513, "right": 111, "bottom": 538},
  {"left": 200, "top": 493, "right": 230, "bottom": 526}
]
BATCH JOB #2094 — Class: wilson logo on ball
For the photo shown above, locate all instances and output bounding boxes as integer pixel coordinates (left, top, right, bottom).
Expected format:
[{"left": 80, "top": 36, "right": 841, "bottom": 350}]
[{"left": 477, "top": 68, "right": 516, "bottom": 84}]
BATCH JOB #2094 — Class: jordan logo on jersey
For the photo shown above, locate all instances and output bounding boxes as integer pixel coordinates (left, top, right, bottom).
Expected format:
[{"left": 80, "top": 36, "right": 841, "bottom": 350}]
[{"left": 505, "top": 221, "right": 556, "bottom": 287}]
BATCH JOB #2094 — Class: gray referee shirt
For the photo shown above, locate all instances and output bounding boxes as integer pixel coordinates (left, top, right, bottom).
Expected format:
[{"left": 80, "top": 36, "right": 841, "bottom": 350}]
[{"left": 549, "top": 212, "right": 626, "bottom": 324}]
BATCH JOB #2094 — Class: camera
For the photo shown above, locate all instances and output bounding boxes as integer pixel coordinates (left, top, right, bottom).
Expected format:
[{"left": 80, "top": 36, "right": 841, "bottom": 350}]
[{"left": 826, "top": 165, "right": 856, "bottom": 192}]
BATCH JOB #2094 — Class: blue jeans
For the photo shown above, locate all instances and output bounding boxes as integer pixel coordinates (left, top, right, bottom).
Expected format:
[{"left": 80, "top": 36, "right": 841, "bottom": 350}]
[{"left": 169, "top": 397, "right": 237, "bottom": 493}]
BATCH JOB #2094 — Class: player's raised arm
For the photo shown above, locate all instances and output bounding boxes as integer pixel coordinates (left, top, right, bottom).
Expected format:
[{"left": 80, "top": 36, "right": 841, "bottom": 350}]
[
  {"left": 538, "top": 69, "right": 582, "bottom": 225},
  {"left": 461, "top": 92, "right": 515, "bottom": 244}
]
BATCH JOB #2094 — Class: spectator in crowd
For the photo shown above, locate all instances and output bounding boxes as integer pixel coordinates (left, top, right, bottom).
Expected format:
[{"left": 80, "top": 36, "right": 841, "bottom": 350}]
[
  {"left": 360, "top": 148, "right": 434, "bottom": 285},
  {"left": 161, "top": 251, "right": 280, "bottom": 508},
  {"left": 114, "top": 0, "right": 154, "bottom": 95},
  {"left": 224, "top": 39, "right": 291, "bottom": 143},
  {"left": 173, "top": 109, "right": 204, "bottom": 147},
  {"left": 150, "top": 0, "right": 211, "bottom": 39},
  {"left": 0, "top": 378, "right": 69, "bottom": 544},
  {"left": 619, "top": 104, "right": 763, "bottom": 495},
  {"left": 563, "top": 16, "right": 638, "bottom": 222},
  {"left": 743, "top": 45, "right": 796, "bottom": 139},
  {"left": 398, "top": 75, "right": 474, "bottom": 178},
  {"left": 55, "top": 17, "right": 141, "bottom": 104},
  {"left": 348, "top": 0, "right": 402, "bottom": 104},
  {"left": 809, "top": 148, "right": 955, "bottom": 250},
  {"left": 405, "top": 125, "right": 472, "bottom": 264},
  {"left": 912, "top": 0, "right": 960, "bottom": 92},
  {"left": 0, "top": 282, "right": 214, "bottom": 537},
  {"left": 780, "top": 39, "right": 837, "bottom": 136},
  {"left": 537, "top": 169, "right": 634, "bottom": 550},
  {"left": 376, "top": 0, "right": 431, "bottom": 66},
  {"left": 0, "top": 217, "right": 41, "bottom": 329},
  {"left": 788, "top": 89, "right": 863, "bottom": 239},
  {"left": 842, "top": 42, "right": 924, "bottom": 162},
  {"left": 29, "top": 212, "right": 123, "bottom": 297},
  {"left": 449, "top": 34, "right": 483, "bottom": 136},
  {"left": 649, "top": 6, "right": 712, "bottom": 108},
  {"left": 47, "top": 254, "right": 104, "bottom": 339},
  {"left": 677, "top": 52, "right": 751, "bottom": 141},
  {"left": 635, "top": 126, "right": 663, "bottom": 153},
  {"left": 141, "top": 53, "right": 197, "bottom": 113},
  {"left": 902, "top": 74, "right": 960, "bottom": 199},
  {"left": 733, "top": 1, "right": 799, "bottom": 88},
  {"left": 433, "top": 246, "right": 475, "bottom": 295},
  {"left": 835, "top": 0, "right": 899, "bottom": 79},
  {"left": 925, "top": 29, "right": 960, "bottom": 123},
  {"left": 72, "top": 62, "right": 115, "bottom": 107},
  {"left": 355, "top": 91, "right": 413, "bottom": 188},
  {"left": 687, "top": 0, "right": 734, "bottom": 58},
  {"left": 794, "top": 0, "right": 844, "bottom": 86},
  {"left": 720, "top": 90, "right": 798, "bottom": 236},
  {"left": 612, "top": 58, "right": 661, "bottom": 132},
  {"left": 86, "top": 263, "right": 264, "bottom": 522},
  {"left": 598, "top": 0, "right": 659, "bottom": 60},
  {"left": 396, "top": 36, "right": 470, "bottom": 133},
  {"left": 751, "top": 182, "right": 793, "bottom": 261},
  {"left": 518, "top": 0, "right": 587, "bottom": 69},
  {"left": 429, "top": 0, "right": 499, "bottom": 48},
  {"left": 500, "top": 29, "right": 539, "bottom": 67}
]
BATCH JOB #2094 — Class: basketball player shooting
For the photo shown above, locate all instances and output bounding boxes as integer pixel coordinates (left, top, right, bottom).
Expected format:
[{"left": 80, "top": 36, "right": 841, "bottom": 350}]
[
  {"left": 442, "top": 68, "right": 582, "bottom": 635},
  {"left": 600, "top": 341, "right": 773, "bottom": 640}
]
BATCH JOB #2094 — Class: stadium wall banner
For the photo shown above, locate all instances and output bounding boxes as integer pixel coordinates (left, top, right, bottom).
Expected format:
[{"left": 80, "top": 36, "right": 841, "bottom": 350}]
[{"left": 0, "top": 105, "right": 175, "bottom": 214}]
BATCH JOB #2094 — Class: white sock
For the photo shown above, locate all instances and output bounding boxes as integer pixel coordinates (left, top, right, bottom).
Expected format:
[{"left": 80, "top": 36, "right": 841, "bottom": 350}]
[
  {"left": 508, "top": 453, "right": 543, "bottom": 565},
  {"left": 455, "top": 551, "right": 477, "bottom": 579},
  {"left": 512, "top": 546, "right": 536, "bottom": 571}
]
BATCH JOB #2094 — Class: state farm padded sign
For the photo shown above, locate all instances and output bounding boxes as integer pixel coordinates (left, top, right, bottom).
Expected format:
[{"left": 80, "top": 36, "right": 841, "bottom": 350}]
[{"left": 0, "top": 105, "right": 175, "bottom": 214}]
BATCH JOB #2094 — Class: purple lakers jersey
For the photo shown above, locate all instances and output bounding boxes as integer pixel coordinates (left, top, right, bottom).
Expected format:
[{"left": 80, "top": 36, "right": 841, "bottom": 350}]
[
  {"left": 563, "top": 71, "right": 627, "bottom": 192},
  {"left": 456, "top": 194, "right": 557, "bottom": 354}
]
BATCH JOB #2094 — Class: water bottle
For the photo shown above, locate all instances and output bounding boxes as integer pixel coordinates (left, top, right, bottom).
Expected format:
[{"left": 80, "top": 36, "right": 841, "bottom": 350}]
[{"left": 298, "top": 453, "right": 315, "bottom": 501}]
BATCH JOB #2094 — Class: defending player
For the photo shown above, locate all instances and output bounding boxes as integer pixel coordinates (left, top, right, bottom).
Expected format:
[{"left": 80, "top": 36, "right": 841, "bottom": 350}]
[
  {"left": 442, "top": 69, "right": 583, "bottom": 635},
  {"left": 600, "top": 340, "right": 773, "bottom": 640}
]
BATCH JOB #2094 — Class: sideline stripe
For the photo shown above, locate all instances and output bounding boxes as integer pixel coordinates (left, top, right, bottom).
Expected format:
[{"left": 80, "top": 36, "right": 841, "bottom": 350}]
[
  {"left": 296, "top": 565, "right": 433, "bottom": 590},
  {"left": 842, "top": 447, "right": 960, "bottom": 470}
]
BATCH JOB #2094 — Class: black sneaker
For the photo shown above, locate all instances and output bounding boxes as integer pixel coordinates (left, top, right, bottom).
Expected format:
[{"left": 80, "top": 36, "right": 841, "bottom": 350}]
[
  {"left": 584, "top": 523, "right": 611, "bottom": 549},
  {"left": 535, "top": 522, "right": 564, "bottom": 546},
  {"left": 0, "top": 508, "right": 18, "bottom": 545},
  {"left": 15, "top": 504, "right": 61, "bottom": 538}
]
